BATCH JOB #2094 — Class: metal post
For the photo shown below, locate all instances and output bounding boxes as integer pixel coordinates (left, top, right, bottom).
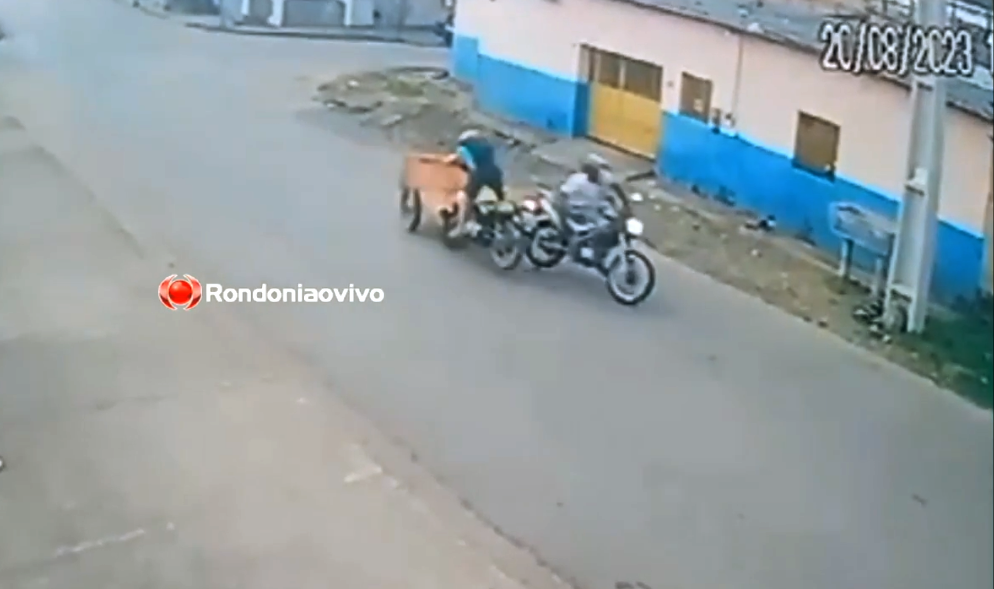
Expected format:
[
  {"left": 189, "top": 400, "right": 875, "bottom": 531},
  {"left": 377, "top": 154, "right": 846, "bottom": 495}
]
[
  {"left": 883, "top": 0, "right": 948, "bottom": 333},
  {"left": 987, "top": 31, "right": 993, "bottom": 76},
  {"left": 982, "top": 138, "right": 993, "bottom": 295}
]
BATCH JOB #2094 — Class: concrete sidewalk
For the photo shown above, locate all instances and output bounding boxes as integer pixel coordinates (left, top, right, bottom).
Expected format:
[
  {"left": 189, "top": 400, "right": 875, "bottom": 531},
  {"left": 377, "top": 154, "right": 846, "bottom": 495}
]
[
  {"left": 0, "top": 119, "right": 564, "bottom": 589},
  {"left": 186, "top": 22, "right": 444, "bottom": 46}
]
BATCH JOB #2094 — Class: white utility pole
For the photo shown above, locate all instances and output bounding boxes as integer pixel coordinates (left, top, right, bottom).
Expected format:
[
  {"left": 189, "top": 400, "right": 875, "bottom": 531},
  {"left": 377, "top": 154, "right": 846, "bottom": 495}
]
[{"left": 883, "top": 0, "right": 949, "bottom": 333}]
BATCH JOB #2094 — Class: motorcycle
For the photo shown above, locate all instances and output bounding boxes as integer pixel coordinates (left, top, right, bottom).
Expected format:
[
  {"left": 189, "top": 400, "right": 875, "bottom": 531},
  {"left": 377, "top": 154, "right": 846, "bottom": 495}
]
[
  {"left": 519, "top": 191, "right": 655, "bottom": 305},
  {"left": 438, "top": 194, "right": 526, "bottom": 271}
]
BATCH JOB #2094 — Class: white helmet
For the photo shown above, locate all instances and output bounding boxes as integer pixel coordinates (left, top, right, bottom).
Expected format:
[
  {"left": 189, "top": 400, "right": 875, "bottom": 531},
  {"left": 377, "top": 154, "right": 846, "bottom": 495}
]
[
  {"left": 458, "top": 129, "right": 482, "bottom": 142},
  {"left": 584, "top": 153, "right": 611, "bottom": 170}
]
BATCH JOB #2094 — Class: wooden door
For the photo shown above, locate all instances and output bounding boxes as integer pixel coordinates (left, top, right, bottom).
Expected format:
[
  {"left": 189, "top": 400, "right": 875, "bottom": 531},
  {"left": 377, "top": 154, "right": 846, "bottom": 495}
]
[{"left": 585, "top": 48, "right": 663, "bottom": 158}]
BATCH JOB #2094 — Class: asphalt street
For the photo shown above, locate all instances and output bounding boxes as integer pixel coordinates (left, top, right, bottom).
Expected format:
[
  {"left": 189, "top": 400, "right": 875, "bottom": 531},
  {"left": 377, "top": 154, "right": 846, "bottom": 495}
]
[
  {"left": 1, "top": 2, "right": 991, "bottom": 589},
  {"left": 0, "top": 115, "right": 562, "bottom": 588}
]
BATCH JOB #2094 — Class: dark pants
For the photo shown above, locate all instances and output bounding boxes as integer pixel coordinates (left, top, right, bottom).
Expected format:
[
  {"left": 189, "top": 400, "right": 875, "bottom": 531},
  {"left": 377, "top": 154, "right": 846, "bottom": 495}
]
[{"left": 464, "top": 165, "right": 505, "bottom": 202}]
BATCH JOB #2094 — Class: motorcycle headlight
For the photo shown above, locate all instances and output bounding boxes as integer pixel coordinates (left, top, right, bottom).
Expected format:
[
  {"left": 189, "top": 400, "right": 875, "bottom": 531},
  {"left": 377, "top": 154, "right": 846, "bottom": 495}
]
[{"left": 625, "top": 217, "right": 644, "bottom": 236}]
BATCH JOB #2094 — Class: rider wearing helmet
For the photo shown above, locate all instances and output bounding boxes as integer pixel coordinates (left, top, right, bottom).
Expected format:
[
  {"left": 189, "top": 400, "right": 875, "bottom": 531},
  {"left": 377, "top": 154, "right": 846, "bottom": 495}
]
[
  {"left": 558, "top": 160, "right": 606, "bottom": 223},
  {"left": 583, "top": 153, "right": 630, "bottom": 215},
  {"left": 557, "top": 155, "right": 627, "bottom": 264},
  {"left": 585, "top": 153, "right": 612, "bottom": 179},
  {"left": 445, "top": 129, "right": 505, "bottom": 235}
]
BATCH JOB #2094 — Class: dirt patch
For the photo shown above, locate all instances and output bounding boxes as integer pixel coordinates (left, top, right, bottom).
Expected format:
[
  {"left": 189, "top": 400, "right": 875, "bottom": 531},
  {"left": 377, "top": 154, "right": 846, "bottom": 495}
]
[
  {"left": 315, "top": 67, "right": 993, "bottom": 409},
  {"left": 315, "top": 68, "right": 558, "bottom": 164}
]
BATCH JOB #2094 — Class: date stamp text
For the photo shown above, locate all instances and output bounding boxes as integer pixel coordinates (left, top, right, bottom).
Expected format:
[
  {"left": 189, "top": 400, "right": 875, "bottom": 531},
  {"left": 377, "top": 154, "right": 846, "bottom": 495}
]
[{"left": 819, "top": 20, "right": 976, "bottom": 78}]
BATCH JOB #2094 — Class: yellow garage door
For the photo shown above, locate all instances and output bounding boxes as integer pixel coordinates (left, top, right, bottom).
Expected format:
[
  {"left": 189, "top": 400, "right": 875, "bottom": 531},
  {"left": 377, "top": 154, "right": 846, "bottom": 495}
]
[{"left": 586, "top": 48, "right": 663, "bottom": 158}]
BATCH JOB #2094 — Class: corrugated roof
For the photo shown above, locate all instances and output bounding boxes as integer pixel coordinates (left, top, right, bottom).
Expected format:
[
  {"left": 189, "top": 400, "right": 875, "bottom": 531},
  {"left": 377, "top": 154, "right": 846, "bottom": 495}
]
[
  {"left": 615, "top": 0, "right": 993, "bottom": 121},
  {"left": 962, "top": 0, "right": 992, "bottom": 11}
]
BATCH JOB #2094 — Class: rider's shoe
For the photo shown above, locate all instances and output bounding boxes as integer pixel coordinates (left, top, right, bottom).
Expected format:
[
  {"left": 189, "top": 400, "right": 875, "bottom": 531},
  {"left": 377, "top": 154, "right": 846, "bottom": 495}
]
[
  {"left": 592, "top": 248, "right": 608, "bottom": 269},
  {"left": 464, "top": 221, "right": 481, "bottom": 236}
]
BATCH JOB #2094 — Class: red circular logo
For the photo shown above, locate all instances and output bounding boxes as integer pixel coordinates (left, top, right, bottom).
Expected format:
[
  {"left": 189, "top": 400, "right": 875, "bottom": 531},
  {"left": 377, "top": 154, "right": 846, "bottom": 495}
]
[{"left": 159, "top": 274, "right": 202, "bottom": 310}]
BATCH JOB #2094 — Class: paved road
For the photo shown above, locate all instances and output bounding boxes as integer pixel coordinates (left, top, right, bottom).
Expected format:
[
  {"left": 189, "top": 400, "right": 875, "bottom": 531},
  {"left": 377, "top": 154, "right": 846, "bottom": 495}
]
[
  {"left": 1, "top": 3, "right": 991, "bottom": 589},
  {"left": 0, "top": 118, "right": 560, "bottom": 589}
]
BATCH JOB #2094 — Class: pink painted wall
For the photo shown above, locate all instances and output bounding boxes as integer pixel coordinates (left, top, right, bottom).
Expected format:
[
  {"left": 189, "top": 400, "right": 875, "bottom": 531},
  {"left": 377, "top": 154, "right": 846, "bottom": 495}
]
[{"left": 736, "top": 36, "right": 990, "bottom": 233}]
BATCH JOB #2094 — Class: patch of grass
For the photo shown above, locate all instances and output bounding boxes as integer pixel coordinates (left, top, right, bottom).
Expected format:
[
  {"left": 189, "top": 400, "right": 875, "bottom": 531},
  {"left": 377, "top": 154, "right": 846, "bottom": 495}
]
[
  {"left": 896, "top": 304, "right": 994, "bottom": 409},
  {"left": 823, "top": 275, "right": 865, "bottom": 295},
  {"left": 822, "top": 274, "right": 993, "bottom": 408},
  {"left": 384, "top": 78, "right": 425, "bottom": 98}
]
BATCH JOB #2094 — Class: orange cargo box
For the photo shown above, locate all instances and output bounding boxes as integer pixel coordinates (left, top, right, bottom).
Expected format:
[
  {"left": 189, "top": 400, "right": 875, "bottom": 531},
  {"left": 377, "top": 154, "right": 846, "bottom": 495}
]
[{"left": 402, "top": 153, "right": 467, "bottom": 197}]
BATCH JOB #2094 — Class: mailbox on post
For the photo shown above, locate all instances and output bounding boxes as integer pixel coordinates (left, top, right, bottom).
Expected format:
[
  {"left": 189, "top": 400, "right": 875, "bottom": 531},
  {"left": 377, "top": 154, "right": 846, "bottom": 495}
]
[{"left": 828, "top": 202, "right": 896, "bottom": 297}]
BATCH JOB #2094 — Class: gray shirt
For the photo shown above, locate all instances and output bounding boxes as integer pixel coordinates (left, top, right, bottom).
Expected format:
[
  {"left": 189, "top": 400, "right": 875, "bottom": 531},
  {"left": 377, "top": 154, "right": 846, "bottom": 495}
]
[{"left": 559, "top": 172, "right": 609, "bottom": 211}]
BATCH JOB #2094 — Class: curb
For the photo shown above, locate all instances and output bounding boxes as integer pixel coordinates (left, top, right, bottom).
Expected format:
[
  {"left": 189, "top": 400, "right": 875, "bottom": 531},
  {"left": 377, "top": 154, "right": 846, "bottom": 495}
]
[
  {"left": 184, "top": 22, "right": 444, "bottom": 47},
  {"left": 124, "top": 0, "right": 219, "bottom": 23},
  {"left": 136, "top": 4, "right": 172, "bottom": 19},
  {"left": 122, "top": 0, "right": 172, "bottom": 19}
]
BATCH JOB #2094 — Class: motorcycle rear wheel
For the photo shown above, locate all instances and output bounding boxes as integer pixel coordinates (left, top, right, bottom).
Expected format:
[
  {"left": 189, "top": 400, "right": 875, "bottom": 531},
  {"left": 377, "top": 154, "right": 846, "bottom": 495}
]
[{"left": 490, "top": 221, "right": 523, "bottom": 270}]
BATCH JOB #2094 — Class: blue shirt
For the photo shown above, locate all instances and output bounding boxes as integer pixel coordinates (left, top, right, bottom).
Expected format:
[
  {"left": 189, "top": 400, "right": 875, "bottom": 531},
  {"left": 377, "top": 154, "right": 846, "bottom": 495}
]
[{"left": 456, "top": 136, "right": 496, "bottom": 172}]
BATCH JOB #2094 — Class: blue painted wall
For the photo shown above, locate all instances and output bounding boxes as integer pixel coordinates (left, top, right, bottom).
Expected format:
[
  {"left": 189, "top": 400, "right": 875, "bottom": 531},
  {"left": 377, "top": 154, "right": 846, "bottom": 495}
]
[
  {"left": 451, "top": 35, "right": 479, "bottom": 83},
  {"left": 657, "top": 113, "right": 984, "bottom": 303},
  {"left": 451, "top": 35, "right": 588, "bottom": 136},
  {"left": 449, "top": 34, "right": 985, "bottom": 302}
]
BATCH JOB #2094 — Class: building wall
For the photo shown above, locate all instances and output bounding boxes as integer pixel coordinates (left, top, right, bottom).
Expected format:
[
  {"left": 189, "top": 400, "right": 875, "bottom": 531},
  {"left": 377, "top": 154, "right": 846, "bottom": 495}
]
[
  {"left": 164, "top": 0, "right": 218, "bottom": 13},
  {"left": 218, "top": 0, "right": 241, "bottom": 25},
  {"left": 451, "top": 0, "right": 588, "bottom": 135},
  {"left": 735, "top": 38, "right": 989, "bottom": 231},
  {"left": 283, "top": 0, "right": 345, "bottom": 26},
  {"left": 373, "top": 0, "right": 445, "bottom": 26},
  {"left": 451, "top": 0, "right": 992, "bottom": 302},
  {"left": 241, "top": 0, "right": 439, "bottom": 25},
  {"left": 247, "top": 0, "right": 273, "bottom": 22}
]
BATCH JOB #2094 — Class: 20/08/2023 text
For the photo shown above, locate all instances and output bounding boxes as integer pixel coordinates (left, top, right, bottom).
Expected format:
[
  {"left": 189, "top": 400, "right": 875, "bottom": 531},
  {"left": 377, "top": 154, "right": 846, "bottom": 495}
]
[{"left": 818, "top": 20, "right": 977, "bottom": 78}]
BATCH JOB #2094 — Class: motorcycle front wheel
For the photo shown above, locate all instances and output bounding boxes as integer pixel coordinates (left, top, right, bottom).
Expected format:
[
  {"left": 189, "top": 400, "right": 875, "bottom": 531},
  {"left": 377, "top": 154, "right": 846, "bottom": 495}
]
[
  {"left": 525, "top": 226, "right": 567, "bottom": 269},
  {"left": 605, "top": 249, "right": 655, "bottom": 306}
]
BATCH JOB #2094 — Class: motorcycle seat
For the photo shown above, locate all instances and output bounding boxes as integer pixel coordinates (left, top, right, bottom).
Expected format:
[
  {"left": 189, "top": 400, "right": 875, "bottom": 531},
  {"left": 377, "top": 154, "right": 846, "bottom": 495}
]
[{"left": 495, "top": 201, "right": 517, "bottom": 214}]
